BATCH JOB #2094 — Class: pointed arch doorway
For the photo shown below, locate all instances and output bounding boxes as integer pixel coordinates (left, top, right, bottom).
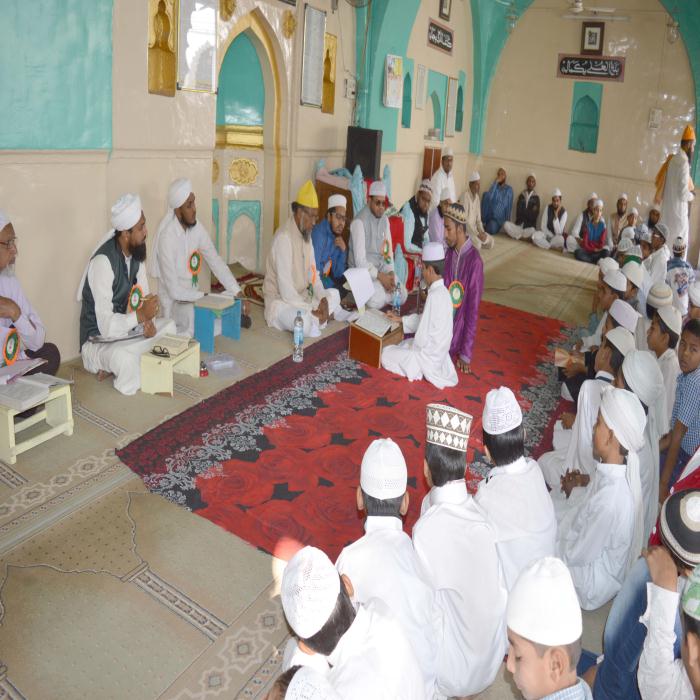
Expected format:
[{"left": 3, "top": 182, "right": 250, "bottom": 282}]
[{"left": 214, "top": 11, "right": 283, "bottom": 273}]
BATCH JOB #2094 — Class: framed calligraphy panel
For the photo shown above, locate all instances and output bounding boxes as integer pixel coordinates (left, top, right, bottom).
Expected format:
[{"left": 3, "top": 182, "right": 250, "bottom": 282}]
[
  {"left": 428, "top": 19, "right": 453, "bottom": 55},
  {"left": 557, "top": 54, "right": 625, "bottom": 83}
]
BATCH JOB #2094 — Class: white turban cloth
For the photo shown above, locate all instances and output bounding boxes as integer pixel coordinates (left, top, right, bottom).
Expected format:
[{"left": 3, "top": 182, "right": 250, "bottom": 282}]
[
  {"left": 76, "top": 193, "right": 142, "bottom": 302},
  {"left": 622, "top": 350, "right": 667, "bottom": 538},
  {"left": 599, "top": 387, "right": 647, "bottom": 573},
  {"left": 150, "top": 178, "right": 194, "bottom": 278}
]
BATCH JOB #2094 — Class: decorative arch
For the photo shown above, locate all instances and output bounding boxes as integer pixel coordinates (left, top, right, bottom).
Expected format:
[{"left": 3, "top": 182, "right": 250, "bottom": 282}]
[
  {"left": 569, "top": 82, "right": 602, "bottom": 154},
  {"left": 401, "top": 72, "right": 412, "bottom": 128},
  {"left": 430, "top": 91, "right": 442, "bottom": 135},
  {"left": 227, "top": 200, "right": 262, "bottom": 269},
  {"left": 218, "top": 9, "right": 285, "bottom": 230}
]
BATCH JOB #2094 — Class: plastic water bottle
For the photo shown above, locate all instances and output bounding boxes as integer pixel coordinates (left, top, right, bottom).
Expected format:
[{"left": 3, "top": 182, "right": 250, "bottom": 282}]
[
  {"left": 293, "top": 311, "right": 304, "bottom": 362},
  {"left": 392, "top": 282, "right": 402, "bottom": 316}
]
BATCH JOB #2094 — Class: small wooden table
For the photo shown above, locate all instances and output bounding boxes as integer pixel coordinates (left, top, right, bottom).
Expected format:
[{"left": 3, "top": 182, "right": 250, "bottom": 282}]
[
  {"left": 0, "top": 384, "right": 73, "bottom": 465},
  {"left": 348, "top": 322, "right": 404, "bottom": 368},
  {"left": 140, "top": 341, "right": 200, "bottom": 396}
]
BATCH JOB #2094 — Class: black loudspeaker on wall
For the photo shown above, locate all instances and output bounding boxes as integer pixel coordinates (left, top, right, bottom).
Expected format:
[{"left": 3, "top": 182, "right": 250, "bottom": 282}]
[{"left": 345, "top": 126, "right": 382, "bottom": 181}]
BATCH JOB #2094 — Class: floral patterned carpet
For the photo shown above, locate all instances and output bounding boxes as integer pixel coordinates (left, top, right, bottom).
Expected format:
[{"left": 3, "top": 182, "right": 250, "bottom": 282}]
[{"left": 117, "top": 301, "right": 569, "bottom": 561}]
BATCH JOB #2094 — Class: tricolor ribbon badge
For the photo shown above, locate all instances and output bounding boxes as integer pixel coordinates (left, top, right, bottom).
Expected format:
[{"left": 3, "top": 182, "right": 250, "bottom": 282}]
[
  {"left": 128, "top": 284, "right": 144, "bottom": 311},
  {"left": 188, "top": 250, "right": 202, "bottom": 287},
  {"left": 382, "top": 239, "right": 391, "bottom": 263},
  {"left": 448, "top": 280, "right": 464, "bottom": 310},
  {"left": 3, "top": 328, "right": 19, "bottom": 366}
]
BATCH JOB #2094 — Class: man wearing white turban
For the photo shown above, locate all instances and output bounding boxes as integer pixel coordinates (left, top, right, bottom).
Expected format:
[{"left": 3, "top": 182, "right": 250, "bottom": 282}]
[
  {"left": 557, "top": 387, "right": 647, "bottom": 610},
  {"left": 78, "top": 194, "right": 175, "bottom": 395},
  {"left": 618, "top": 349, "right": 667, "bottom": 541},
  {"left": 150, "top": 178, "right": 247, "bottom": 336},
  {"left": 0, "top": 210, "right": 61, "bottom": 376}
]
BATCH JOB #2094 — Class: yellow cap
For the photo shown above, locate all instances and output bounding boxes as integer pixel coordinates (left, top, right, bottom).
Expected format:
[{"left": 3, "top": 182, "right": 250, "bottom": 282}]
[
  {"left": 682, "top": 124, "right": 696, "bottom": 142},
  {"left": 295, "top": 180, "right": 319, "bottom": 209}
]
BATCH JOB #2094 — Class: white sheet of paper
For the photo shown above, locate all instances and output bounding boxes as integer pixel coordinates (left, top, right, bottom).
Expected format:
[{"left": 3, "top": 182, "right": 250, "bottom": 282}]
[
  {"left": 343, "top": 267, "right": 374, "bottom": 309},
  {"left": 334, "top": 307, "right": 359, "bottom": 323}
]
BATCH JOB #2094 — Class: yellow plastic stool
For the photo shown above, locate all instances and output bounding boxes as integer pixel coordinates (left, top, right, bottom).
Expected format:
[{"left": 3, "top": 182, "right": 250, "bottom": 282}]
[{"left": 140, "top": 341, "right": 201, "bottom": 396}]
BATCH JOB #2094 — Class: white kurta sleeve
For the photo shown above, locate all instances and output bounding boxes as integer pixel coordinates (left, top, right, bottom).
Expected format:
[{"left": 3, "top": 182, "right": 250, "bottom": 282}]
[
  {"left": 679, "top": 158, "right": 695, "bottom": 203},
  {"left": 274, "top": 235, "right": 314, "bottom": 311},
  {"left": 571, "top": 212, "right": 584, "bottom": 238},
  {"left": 157, "top": 229, "right": 204, "bottom": 303},
  {"left": 87, "top": 255, "right": 139, "bottom": 338},
  {"left": 401, "top": 313, "right": 420, "bottom": 334},
  {"left": 349, "top": 219, "right": 378, "bottom": 279},
  {"left": 197, "top": 226, "right": 241, "bottom": 296},
  {"left": 638, "top": 583, "right": 694, "bottom": 700},
  {"left": 10, "top": 281, "right": 46, "bottom": 351}
]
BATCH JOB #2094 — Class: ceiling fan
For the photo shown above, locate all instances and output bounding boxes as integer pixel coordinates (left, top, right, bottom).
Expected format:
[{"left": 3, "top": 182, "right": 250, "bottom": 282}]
[{"left": 568, "top": 0, "right": 616, "bottom": 15}]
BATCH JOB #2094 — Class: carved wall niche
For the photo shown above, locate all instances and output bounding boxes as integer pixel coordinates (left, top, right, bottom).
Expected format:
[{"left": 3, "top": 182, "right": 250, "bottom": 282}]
[{"left": 148, "top": 0, "right": 178, "bottom": 96}]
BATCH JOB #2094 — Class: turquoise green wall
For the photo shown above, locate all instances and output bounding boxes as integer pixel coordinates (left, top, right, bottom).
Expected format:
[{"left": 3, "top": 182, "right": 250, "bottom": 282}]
[
  {"left": 0, "top": 0, "right": 113, "bottom": 149},
  {"left": 217, "top": 33, "right": 265, "bottom": 127},
  {"left": 427, "top": 71, "right": 448, "bottom": 138},
  {"left": 569, "top": 82, "right": 603, "bottom": 154}
]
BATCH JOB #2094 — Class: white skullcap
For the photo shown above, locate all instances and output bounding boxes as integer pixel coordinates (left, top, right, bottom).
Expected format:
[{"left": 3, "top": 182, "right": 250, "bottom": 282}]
[
  {"left": 442, "top": 147, "right": 454, "bottom": 157},
  {"left": 600, "top": 387, "right": 646, "bottom": 454},
  {"left": 619, "top": 193, "right": 628, "bottom": 200},
  {"left": 640, "top": 229, "right": 653, "bottom": 244},
  {"left": 622, "top": 350, "right": 664, "bottom": 409},
  {"left": 418, "top": 179, "right": 432, "bottom": 194},
  {"left": 507, "top": 557, "right": 582, "bottom": 646},
  {"left": 621, "top": 226, "right": 636, "bottom": 241},
  {"left": 689, "top": 282, "right": 700, "bottom": 307},
  {"left": 609, "top": 299, "right": 640, "bottom": 333},
  {"left": 605, "top": 327, "right": 635, "bottom": 357},
  {"left": 426, "top": 403, "right": 472, "bottom": 453},
  {"left": 360, "top": 438, "right": 407, "bottom": 500},
  {"left": 654, "top": 223, "right": 670, "bottom": 240},
  {"left": 630, "top": 207, "right": 639, "bottom": 216},
  {"left": 603, "top": 269, "right": 627, "bottom": 293},
  {"left": 650, "top": 203, "right": 661, "bottom": 212},
  {"left": 0, "top": 210, "right": 10, "bottom": 232},
  {"left": 594, "top": 199, "right": 604, "bottom": 209},
  {"left": 110, "top": 194, "right": 142, "bottom": 231},
  {"left": 422, "top": 241, "right": 445, "bottom": 263},
  {"left": 440, "top": 187, "right": 452, "bottom": 201},
  {"left": 552, "top": 188, "right": 562, "bottom": 197},
  {"left": 647, "top": 283, "right": 673, "bottom": 309},
  {"left": 628, "top": 245, "right": 643, "bottom": 259},
  {"left": 673, "top": 236, "right": 687, "bottom": 253},
  {"left": 468, "top": 171, "right": 480, "bottom": 183},
  {"left": 598, "top": 257, "right": 619, "bottom": 274},
  {"left": 588, "top": 192, "right": 598, "bottom": 201},
  {"left": 327, "top": 194, "right": 347, "bottom": 210},
  {"left": 168, "top": 178, "right": 193, "bottom": 209},
  {"left": 618, "top": 239, "right": 634, "bottom": 254},
  {"left": 621, "top": 261, "right": 643, "bottom": 289},
  {"left": 281, "top": 546, "right": 340, "bottom": 639},
  {"left": 369, "top": 181, "right": 387, "bottom": 198},
  {"left": 658, "top": 305, "right": 683, "bottom": 336},
  {"left": 483, "top": 387, "right": 523, "bottom": 435},
  {"left": 286, "top": 666, "right": 341, "bottom": 700}
]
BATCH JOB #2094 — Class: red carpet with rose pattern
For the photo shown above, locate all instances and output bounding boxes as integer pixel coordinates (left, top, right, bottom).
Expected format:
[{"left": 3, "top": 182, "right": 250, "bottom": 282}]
[{"left": 117, "top": 301, "right": 570, "bottom": 561}]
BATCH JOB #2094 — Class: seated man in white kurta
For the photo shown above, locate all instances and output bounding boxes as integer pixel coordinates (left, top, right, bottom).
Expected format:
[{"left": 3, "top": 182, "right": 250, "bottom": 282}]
[
  {"left": 556, "top": 387, "right": 646, "bottom": 610},
  {"left": 263, "top": 180, "right": 340, "bottom": 337},
  {"left": 381, "top": 242, "right": 457, "bottom": 389},
  {"left": 532, "top": 188, "right": 568, "bottom": 250},
  {"left": 150, "top": 178, "right": 248, "bottom": 336},
  {"left": 348, "top": 181, "right": 408, "bottom": 309},
  {"left": 78, "top": 194, "right": 175, "bottom": 395}
]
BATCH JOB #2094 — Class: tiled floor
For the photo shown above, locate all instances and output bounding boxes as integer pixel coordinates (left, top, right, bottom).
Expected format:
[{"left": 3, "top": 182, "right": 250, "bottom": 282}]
[{"left": 0, "top": 237, "right": 600, "bottom": 699}]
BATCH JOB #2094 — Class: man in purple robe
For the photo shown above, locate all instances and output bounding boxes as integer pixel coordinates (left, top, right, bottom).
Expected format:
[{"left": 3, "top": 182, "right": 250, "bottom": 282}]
[{"left": 443, "top": 203, "right": 484, "bottom": 375}]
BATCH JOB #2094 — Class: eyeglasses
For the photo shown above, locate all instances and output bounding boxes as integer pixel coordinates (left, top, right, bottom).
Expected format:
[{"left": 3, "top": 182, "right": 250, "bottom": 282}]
[
  {"left": 151, "top": 346, "right": 170, "bottom": 358},
  {"left": 0, "top": 238, "right": 18, "bottom": 249},
  {"left": 332, "top": 212, "right": 347, "bottom": 222}
]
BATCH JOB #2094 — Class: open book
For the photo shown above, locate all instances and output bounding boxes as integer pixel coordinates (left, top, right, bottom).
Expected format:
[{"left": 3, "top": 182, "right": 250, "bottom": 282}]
[
  {"left": 0, "top": 358, "right": 47, "bottom": 385},
  {"left": 354, "top": 309, "right": 400, "bottom": 338},
  {"left": 154, "top": 335, "right": 191, "bottom": 358}
]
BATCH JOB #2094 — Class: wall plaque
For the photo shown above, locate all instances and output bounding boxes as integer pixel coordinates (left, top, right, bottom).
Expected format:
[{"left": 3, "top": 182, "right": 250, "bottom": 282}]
[
  {"left": 557, "top": 54, "right": 625, "bottom": 82},
  {"left": 428, "top": 19, "right": 453, "bottom": 55}
]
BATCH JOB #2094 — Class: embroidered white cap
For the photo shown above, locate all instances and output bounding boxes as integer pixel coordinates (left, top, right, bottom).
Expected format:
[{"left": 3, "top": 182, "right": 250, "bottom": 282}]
[
  {"left": 281, "top": 546, "right": 340, "bottom": 639},
  {"left": 621, "top": 226, "right": 636, "bottom": 241},
  {"left": 287, "top": 666, "right": 341, "bottom": 700},
  {"left": 603, "top": 269, "right": 627, "bottom": 293},
  {"left": 609, "top": 299, "right": 640, "bottom": 333},
  {"left": 622, "top": 261, "right": 644, "bottom": 290},
  {"left": 483, "top": 387, "right": 523, "bottom": 435},
  {"left": 327, "top": 194, "right": 347, "bottom": 210},
  {"left": 507, "top": 557, "right": 582, "bottom": 646},
  {"left": 360, "top": 438, "right": 407, "bottom": 500},
  {"left": 647, "top": 283, "right": 674, "bottom": 309},
  {"left": 368, "top": 180, "right": 387, "bottom": 198}
]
